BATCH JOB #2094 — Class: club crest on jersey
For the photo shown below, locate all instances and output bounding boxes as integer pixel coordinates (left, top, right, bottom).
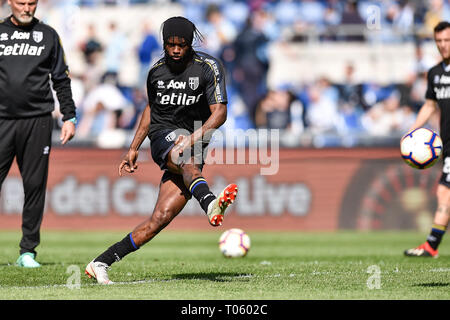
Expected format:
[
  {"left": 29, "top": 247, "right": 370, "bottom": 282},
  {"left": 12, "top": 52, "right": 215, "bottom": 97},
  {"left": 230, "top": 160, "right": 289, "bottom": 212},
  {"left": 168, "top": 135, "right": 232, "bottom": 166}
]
[
  {"left": 33, "top": 31, "right": 43, "bottom": 43},
  {"left": 189, "top": 77, "right": 199, "bottom": 90}
]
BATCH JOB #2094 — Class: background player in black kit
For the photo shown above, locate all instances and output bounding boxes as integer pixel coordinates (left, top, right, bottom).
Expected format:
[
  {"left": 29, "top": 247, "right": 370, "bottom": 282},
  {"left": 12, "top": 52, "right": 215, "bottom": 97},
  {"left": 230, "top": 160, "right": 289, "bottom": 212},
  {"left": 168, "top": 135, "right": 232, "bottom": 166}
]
[
  {"left": 404, "top": 21, "right": 450, "bottom": 258},
  {"left": 86, "top": 16, "right": 238, "bottom": 284},
  {"left": 0, "top": 0, "right": 76, "bottom": 267}
]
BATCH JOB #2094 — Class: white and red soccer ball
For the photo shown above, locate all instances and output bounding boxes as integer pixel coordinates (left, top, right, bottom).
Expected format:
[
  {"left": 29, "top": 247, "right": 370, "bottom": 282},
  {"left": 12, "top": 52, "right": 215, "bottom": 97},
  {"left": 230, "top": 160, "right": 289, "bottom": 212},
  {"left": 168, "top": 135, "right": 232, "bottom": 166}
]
[
  {"left": 400, "top": 127, "right": 442, "bottom": 169},
  {"left": 219, "top": 228, "right": 251, "bottom": 258}
]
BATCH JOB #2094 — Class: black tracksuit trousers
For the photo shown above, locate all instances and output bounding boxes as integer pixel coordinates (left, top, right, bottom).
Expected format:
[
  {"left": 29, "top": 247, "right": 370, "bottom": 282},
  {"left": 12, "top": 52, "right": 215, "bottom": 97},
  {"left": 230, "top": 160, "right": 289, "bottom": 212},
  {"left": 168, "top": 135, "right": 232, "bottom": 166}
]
[{"left": 0, "top": 114, "right": 53, "bottom": 256}]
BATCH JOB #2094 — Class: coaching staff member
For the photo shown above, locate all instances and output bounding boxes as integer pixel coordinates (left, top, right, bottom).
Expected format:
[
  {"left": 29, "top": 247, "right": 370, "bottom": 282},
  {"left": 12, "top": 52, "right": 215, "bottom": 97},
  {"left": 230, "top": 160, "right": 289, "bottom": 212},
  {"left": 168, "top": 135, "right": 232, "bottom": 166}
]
[{"left": 0, "top": 0, "right": 76, "bottom": 267}]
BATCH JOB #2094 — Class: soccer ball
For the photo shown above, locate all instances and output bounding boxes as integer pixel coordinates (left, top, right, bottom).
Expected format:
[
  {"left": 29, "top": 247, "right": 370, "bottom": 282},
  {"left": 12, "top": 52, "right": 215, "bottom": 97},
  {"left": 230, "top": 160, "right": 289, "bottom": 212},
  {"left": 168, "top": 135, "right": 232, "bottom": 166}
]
[
  {"left": 219, "top": 228, "right": 251, "bottom": 258},
  {"left": 400, "top": 127, "right": 443, "bottom": 169}
]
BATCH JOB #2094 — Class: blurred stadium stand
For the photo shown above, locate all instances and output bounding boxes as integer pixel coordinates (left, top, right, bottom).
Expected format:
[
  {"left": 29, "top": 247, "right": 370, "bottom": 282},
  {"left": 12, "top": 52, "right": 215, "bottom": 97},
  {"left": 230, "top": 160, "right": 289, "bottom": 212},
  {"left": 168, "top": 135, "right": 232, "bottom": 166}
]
[{"left": 0, "top": 0, "right": 445, "bottom": 148}]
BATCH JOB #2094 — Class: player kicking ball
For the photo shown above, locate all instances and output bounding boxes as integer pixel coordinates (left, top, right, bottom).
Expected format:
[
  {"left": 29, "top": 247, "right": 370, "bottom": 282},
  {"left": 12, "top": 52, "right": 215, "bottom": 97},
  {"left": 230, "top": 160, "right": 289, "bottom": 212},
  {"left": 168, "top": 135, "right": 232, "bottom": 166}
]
[{"left": 85, "top": 16, "right": 237, "bottom": 284}]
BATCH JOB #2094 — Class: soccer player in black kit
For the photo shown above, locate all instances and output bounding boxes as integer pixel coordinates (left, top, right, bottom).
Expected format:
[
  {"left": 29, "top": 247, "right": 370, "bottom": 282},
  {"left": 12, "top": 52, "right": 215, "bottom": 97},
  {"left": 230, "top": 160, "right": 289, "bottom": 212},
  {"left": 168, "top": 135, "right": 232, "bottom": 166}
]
[
  {"left": 86, "top": 17, "right": 238, "bottom": 284},
  {"left": 404, "top": 21, "right": 450, "bottom": 258},
  {"left": 0, "top": 0, "right": 76, "bottom": 267}
]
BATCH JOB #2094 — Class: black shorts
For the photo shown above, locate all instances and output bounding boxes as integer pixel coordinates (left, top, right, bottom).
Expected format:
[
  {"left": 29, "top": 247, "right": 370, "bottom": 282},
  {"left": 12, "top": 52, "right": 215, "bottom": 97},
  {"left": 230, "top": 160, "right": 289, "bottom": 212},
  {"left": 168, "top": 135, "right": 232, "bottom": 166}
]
[
  {"left": 150, "top": 128, "right": 209, "bottom": 187},
  {"left": 150, "top": 129, "right": 178, "bottom": 170},
  {"left": 439, "top": 153, "right": 450, "bottom": 187}
]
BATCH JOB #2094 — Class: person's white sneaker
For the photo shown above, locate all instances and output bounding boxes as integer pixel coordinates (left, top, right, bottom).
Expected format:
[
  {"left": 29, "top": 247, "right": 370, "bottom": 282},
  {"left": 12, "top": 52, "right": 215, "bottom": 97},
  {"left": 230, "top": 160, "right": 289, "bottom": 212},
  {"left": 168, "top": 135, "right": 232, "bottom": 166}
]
[{"left": 85, "top": 260, "right": 114, "bottom": 284}]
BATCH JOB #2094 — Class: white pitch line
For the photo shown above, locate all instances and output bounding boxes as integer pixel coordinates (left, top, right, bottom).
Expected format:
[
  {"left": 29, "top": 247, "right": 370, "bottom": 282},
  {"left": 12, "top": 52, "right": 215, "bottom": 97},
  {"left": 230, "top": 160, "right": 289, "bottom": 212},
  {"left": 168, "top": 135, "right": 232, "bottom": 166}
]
[{"left": 430, "top": 268, "right": 450, "bottom": 272}]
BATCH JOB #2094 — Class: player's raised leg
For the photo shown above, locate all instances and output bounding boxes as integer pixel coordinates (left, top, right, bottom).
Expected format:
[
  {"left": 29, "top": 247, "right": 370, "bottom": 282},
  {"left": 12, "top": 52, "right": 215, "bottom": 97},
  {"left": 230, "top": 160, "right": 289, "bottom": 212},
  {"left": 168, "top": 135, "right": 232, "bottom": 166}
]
[
  {"left": 85, "top": 175, "right": 189, "bottom": 284},
  {"left": 404, "top": 184, "right": 449, "bottom": 257},
  {"left": 167, "top": 147, "right": 238, "bottom": 227}
]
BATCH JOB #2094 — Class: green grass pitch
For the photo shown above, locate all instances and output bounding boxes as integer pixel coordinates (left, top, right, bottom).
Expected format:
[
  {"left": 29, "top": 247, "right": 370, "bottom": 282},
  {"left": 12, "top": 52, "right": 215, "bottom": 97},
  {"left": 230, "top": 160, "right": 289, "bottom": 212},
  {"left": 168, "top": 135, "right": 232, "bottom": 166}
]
[{"left": 0, "top": 230, "right": 448, "bottom": 300}]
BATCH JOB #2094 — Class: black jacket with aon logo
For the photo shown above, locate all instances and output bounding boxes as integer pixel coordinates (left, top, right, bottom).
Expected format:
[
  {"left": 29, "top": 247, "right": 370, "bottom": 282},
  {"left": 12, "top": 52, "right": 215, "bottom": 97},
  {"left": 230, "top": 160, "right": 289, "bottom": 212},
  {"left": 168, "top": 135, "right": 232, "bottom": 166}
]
[{"left": 0, "top": 16, "right": 75, "bottom": 120}]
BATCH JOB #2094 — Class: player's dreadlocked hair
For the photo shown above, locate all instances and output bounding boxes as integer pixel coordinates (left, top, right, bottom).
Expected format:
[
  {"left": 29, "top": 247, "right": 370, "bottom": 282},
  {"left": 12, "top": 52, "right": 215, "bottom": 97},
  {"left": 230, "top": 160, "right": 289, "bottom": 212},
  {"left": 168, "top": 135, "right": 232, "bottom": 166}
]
[
  {"left": 160, "top": 16, "right": 204, "bottom": 73},
  {"left": 160, "top": 16, "right": 204, "bottom": 48}
]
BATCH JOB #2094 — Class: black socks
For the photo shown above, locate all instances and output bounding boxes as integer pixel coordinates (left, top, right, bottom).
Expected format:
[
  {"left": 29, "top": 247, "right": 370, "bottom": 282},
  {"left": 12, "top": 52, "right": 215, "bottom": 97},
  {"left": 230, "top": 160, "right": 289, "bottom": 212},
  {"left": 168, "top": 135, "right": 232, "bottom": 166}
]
[
  {"left": 189, "top": 177, "right": 216, "bottom": 213},
  {"left": 94, "top": 233, "right": 139, "bottom": 266},
  {"left": 427, "top": 224, "right": 447, "bottom": 250}
]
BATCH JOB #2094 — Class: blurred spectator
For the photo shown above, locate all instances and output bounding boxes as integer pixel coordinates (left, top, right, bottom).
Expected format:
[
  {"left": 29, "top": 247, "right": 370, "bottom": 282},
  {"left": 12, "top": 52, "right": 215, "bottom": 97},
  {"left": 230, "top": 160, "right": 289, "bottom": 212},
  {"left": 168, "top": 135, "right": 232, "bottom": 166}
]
[
  {"left": 137, "top": 21, "right": 160, "bottom": 89},
  {"left": 336, "top": 63, "right": 364, "bottom": 133},
  {"left": 305, "top": 77, "right": 340, "bottom": 134},
  {"left": 337, "top": 63, "right": 363, "bottom": 110},
  {"left": 231, "top": 10, "right": 270, "bottom": 125},
  {"left": 336, "top": 101, "right": 364, "bottom": 135},
  {"left": 273, "top": 0, "right": 299, "bottom": 28},
  {"left": 424, "top": 0, "right": 450, "bottom": 36},
  {"left": 258, "top": 6, "right": 280, "bottom": 42},
  {"left": 375, "top": 0, "right": 415, "bottom": 43},
  {"left": 394, "top": 0, "right": 415, "bottom": 40},
  {"left": 339, "top": 0, "right": 365, "bottom": 42},
  {"left": 77, "top": 75, "right": 134, "bottom": 138},
  {"left": 78, "top": 0, "right": 98, "bottom": 6},
  {"left": 201, "top": 4, "right": 238, "bottom": 58},
  {"left": 407, "top": 71, "right": 428, "bottom": 112},
  {"left": 397, "top": 67, "right": 431, "bottom": 114},
  {"left": 126, "top": 87, "right": 148, "bottom": 131},
  {"left": 104, "top": 21, "right": 127, "bottom": 84},
  {"left": 80, "top": 23, "right": 103, "bottom": 65},
  {"left": 361, "top": 91, "right": 415, "bottom": 136},
  {"left": 254, "top": 87, "right": 304, "bottom": 135},
  {"left": 320, "top": 0, "right": 342, "bottom": 41},
  {"left": 287, "top": 19, "right": 310, "bottom": 42},
  {"left": 222, "top": 1, "right": 249, "bottom": 30},
  {"left": 222, "top": 87, "right": 254, "bottom": 131},
  {"left": 360, "top": 82, "right": 396, "bottom": 112},
  {"left": 299, "top": 0, "right": 326, "bottom": 27},
  {"left": 411, "top": 42, "right": 437, "bottom": 75},
  {"left": 79, "top": 25, "right": 105, "bottom": 93},
  {"left": 398, "top": 42, "right": 436, "bottom": 112}
]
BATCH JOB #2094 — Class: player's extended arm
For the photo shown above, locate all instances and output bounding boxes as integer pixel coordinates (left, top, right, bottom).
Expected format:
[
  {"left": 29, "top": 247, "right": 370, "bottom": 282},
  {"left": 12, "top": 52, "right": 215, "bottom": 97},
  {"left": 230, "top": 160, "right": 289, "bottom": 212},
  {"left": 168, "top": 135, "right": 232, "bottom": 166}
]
[
  {"left": 193, "top": 103, "right": 227, "bottom": 143},
  {"left": 174, "top": 103, "right": 227, "bottom": 152},
  {"left": 119, "top": 104, "right": 151, "bottom": 176},
  {"left": 409, "top": 99, "right": 439, "bottom": 131}
]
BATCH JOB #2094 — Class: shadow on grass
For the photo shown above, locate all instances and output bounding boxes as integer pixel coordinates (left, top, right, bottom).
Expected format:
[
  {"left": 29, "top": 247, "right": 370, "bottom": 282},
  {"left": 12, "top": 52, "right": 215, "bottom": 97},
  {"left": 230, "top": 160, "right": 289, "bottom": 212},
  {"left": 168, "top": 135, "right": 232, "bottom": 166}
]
[
  {"left": 170, "top": 272, "right": 253, "bottom": 282},
  {"left": 413, "top": 283, "right": 450, "bottom": 287}
]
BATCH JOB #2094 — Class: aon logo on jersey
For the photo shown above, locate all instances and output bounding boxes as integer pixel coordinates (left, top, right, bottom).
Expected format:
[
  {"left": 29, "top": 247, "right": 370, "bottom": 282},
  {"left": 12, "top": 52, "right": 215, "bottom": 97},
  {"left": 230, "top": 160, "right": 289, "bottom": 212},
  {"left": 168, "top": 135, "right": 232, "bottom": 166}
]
[
  {"left": 167, "top": 80, "right": 186, "bottom": 89},
  {"left": 158, "top": 92, "right": 203, "bottom": 106}
]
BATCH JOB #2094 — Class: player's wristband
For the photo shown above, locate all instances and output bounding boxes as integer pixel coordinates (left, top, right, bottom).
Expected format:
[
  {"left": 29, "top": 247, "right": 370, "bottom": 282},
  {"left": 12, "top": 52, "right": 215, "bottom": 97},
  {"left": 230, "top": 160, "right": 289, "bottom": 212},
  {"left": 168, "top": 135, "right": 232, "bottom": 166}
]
[{"left": 67, "top": 117, "right": 77, "bottom": 125}]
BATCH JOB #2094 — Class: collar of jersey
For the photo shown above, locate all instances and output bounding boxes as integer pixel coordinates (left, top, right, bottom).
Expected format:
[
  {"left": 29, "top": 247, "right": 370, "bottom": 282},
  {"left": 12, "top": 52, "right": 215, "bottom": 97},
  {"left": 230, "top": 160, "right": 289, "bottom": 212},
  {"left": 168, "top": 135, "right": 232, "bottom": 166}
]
[
  {"left": 442, "top": 61, "right": 450, "bottom": 72},
  {"left": 5, "top": 15, "right": 38, "bottom": 30}
]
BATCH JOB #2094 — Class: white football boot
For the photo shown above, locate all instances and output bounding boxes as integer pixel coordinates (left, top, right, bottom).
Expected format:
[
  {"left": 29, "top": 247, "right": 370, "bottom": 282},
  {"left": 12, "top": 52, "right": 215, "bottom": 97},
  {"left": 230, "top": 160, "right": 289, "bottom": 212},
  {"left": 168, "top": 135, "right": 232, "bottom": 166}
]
[
  {"left": 85, "top": 260, "right": 114, "bottom": 285},
  {"left": 206, "top": 184, "right": 238, "bottom": 226}
]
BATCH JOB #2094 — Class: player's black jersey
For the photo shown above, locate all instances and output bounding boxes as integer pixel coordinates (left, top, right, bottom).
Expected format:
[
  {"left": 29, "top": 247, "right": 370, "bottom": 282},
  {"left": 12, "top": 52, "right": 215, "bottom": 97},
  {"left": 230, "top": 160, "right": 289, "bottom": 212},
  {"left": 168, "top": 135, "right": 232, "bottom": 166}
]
[
  {"left": 426, "top": 62, "right": 450, "bottom": 153},
  {"left": 147, "top": 51, "right": 227, "bottom": 140},
  {"left": 0, "top": 16, "right": 75, "bottom": 121}
]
